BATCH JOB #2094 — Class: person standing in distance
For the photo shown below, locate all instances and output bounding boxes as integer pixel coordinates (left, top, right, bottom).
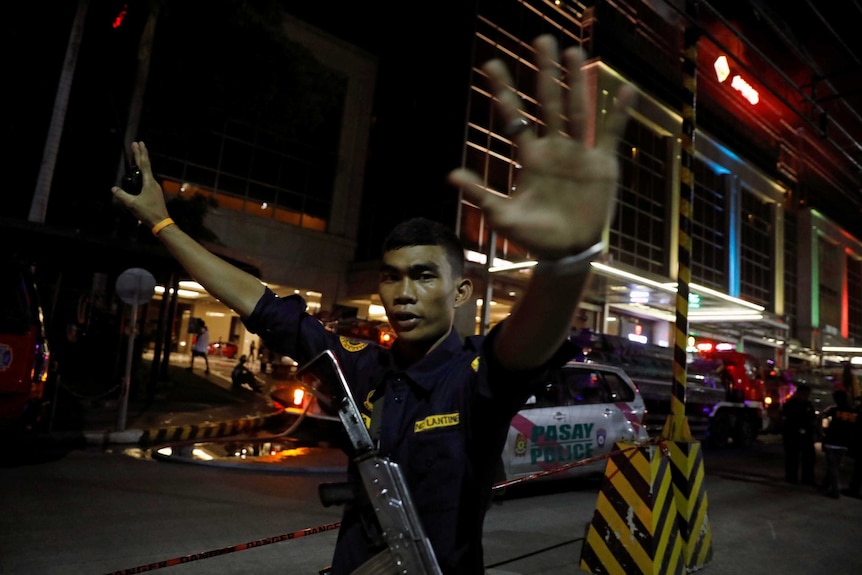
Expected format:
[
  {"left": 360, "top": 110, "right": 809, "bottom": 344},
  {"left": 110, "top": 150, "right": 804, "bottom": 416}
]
[
  {"left": 111, "top": 34, "right": 635, "bottom": 574},
  {"left": 780, "top": 383, "right": 817, "bottom": 485},
  {"left": 188, "top": 320, "right": 210, "bottom": 375},
  {"left": 820, "top": 389, "right": 858, "bottom": 498}
]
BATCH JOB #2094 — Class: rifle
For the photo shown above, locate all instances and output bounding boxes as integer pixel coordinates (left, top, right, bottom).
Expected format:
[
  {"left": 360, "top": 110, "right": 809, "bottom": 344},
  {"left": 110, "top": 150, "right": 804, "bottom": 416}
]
[{"left": 296, "top": 350, "right": 443, "bottom": 575}]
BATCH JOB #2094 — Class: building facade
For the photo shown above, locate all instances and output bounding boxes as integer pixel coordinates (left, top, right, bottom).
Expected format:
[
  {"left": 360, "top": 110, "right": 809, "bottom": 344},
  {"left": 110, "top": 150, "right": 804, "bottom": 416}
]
[
  {"left": 144, "top": 0, "right": 862, "bottom": 369},
  {"left": 10, "top": 0, "right": 861, "bottom": 374},
  {"left": 446, "top": 0, "right": 862, "bottom": 370}
]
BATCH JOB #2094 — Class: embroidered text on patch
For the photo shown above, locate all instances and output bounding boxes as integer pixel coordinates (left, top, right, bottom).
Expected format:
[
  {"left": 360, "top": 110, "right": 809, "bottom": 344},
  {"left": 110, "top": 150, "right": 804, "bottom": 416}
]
[
  {"left": 414, "top": 412, "right": 460, "bottom": 432},
  {"left": 339, "top": 335, "right": 368, "bottom": 352}
]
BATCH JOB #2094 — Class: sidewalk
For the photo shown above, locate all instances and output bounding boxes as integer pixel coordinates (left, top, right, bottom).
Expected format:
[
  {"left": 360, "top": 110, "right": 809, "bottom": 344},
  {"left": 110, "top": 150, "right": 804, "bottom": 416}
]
[{"left": 40, "top": 351, "right": 288, "bottom": 448}]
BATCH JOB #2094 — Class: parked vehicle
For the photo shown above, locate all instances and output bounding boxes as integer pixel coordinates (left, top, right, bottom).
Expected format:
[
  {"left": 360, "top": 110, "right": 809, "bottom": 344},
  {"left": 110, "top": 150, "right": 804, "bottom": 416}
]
[
  {"left": 0, "top": 259, "right": 52, "bottom": 431},
  {"left": 500, "top": 362, "right": 648, "bottom": 483},
  {"left": 208, "top": 340, "right": 238, "bottom": 358},
  {"left": 271, "top": 357, "right": 649, "bottom": 483},
  {"left": 572, "top": 330, "right": 769, "bottom": 448}
]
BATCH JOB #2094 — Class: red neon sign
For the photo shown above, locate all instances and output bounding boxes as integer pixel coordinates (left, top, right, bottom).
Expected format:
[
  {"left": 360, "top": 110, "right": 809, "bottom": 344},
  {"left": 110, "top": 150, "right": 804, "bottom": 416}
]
[{"left": 713, "top": 56, "right": 759, "bottom": 105}]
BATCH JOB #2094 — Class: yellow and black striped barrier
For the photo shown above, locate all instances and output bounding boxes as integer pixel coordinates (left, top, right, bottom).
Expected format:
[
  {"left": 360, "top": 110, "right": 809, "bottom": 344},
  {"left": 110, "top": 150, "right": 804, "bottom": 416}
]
[
  {"left": 582, "top": 4, "right": 712, "bottom": 571},
  {"left": 139, "top": 411, "right": 281, "bottom": 446},
  {"left": 663, "top": 11, "right": 713, "bottom": 572},
  {"left": 664, "top": 440, "right": 712, "bottom": 569},
  {"left": 580, "top": 441, "right": 684, "bottom": 575}
]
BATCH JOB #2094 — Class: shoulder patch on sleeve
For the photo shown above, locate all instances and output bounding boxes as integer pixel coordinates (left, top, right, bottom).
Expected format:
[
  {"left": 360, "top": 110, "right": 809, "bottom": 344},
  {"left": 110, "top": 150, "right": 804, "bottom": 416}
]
[
  {"left": 471, "top": 356, "right": 480, "bottom": 372},
  {"left": 339, "top": 335, "right": 368, "bottom": 352}
]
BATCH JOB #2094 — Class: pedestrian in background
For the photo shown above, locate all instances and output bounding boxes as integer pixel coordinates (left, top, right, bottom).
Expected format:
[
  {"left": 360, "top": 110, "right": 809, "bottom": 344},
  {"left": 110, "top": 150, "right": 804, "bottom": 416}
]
[
  {"left": 820, "top": 389, "right": 858, "bottom": 498},
  {"left": 188, "top": 321, "right": 210, "bottom": 375},
  {"left": 780, "top": 383, "right": 817, "bottom": 485},
  {"left": 841, "top": 398, "right": 862, "bottom": 499},
  {"left": 231, "top": 354, "right": 261, "bottom": 392}
]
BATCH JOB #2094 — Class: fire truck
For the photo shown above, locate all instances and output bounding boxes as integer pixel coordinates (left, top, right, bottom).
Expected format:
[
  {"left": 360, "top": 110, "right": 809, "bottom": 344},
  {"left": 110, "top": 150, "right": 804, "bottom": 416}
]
[
  {"left": 0, "top": 259, "right": 52, "bottom": 431},
  {"left": 570, "top": 330, "right": 770, "bottom": 447}
]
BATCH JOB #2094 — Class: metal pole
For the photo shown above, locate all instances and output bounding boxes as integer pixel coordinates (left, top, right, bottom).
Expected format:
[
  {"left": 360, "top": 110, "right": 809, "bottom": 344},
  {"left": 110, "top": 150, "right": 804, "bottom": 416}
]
[
  {"left": 481, "top": 231, "right": 497, "bottom": 335},
  {"left": 116, "top": 301, "right": 138, "bottom": 431},
  {"left": 663, "top": 3, "right": 699, "bottom": 443}
]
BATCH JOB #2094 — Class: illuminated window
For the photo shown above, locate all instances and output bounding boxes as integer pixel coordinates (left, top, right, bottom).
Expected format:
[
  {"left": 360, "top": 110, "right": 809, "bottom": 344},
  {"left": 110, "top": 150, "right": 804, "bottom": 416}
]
[
  {"left": 784, "top": 212, "right": 798, "bottom": 331},
  {"left": 610, "top": 121, "right": 669, "bottom": 275},
  {"left": 739, "top": 189, "right": 773, "bottom": 309},
  {"left": 848, "top": 255, "right": 862, "bottom": 342},
  {"left": 691, "top": 158, "right": 727, "bottom": 291}
]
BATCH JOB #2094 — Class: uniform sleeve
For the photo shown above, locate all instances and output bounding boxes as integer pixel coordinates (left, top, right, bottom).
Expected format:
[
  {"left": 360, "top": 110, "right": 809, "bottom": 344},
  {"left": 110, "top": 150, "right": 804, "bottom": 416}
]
[
  {"left": 242, "top": 287, "right": 335, "bottom": 365},
  {"left": 473, "top": 322, "right": 579, "bottom": 410}
]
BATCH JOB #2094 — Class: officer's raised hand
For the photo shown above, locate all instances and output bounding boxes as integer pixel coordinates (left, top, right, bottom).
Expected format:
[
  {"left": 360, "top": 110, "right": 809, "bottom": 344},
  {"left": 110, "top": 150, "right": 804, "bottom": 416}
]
[{"left": 448, "top": 34, "right": 635, "bottom": 260}]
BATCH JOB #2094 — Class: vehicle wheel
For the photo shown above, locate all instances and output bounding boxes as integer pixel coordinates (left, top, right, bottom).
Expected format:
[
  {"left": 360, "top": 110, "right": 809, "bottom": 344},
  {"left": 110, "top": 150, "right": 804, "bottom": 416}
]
[
  {"left": 708, "top": 413, "right": 731, "bottom": 448},
  {"left": 732, "top": 414, "right": 759, "bottom": 447}
]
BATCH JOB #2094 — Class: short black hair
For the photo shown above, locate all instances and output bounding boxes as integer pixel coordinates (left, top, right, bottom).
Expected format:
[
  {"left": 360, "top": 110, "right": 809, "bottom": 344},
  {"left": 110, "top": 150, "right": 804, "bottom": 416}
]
[{"left": 382, "top": 217, "right": 465, "bottom": 278}]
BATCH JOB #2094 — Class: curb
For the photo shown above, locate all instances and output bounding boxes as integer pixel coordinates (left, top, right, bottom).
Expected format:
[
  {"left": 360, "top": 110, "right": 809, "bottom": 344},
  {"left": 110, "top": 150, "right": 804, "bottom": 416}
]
[{"left": 82, "top": 408, "right": 286, "bottom": 447}]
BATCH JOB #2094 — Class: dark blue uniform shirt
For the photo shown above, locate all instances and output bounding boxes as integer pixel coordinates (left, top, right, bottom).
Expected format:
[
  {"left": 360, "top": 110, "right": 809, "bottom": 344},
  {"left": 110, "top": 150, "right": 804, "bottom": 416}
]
[{"left": 244, "top": 288, "right": 572, "bottom": 574}]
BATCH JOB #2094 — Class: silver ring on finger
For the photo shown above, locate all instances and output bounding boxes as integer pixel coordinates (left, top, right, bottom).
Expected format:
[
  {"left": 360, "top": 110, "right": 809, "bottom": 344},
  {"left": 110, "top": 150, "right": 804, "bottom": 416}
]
[{"left": 505, "top": 116, "right": 532, "bottom": 137}]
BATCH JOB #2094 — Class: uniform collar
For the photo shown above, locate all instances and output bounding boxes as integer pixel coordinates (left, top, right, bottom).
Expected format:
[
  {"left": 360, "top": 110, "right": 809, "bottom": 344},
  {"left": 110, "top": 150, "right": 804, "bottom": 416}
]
[{"left": 399, "top": 328, "right": 464, "bottom": 392}]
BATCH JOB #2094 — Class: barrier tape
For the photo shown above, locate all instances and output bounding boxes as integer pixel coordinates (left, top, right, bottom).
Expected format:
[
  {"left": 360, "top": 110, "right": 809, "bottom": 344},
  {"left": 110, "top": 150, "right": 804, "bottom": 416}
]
[
  {"left": 102, "top": 521, "right": 340, "bottom": 574},
  {"left": 104, "top": 437, "right": 667, "bottom": 573},
  {"left": 492, "top": 436, "right": 667, "bottom": 490}
]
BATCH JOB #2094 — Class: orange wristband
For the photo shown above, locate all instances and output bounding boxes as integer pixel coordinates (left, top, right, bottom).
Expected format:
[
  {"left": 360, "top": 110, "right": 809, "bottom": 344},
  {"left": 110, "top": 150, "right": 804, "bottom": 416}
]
[{"left": 151, "top": 217, "right": 175, "bottom": 236}]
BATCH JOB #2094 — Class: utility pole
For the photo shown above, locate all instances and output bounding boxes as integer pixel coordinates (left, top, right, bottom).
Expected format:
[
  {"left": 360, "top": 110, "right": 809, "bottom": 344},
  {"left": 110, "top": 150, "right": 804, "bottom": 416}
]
[{"left": 29, "top": 0, "right": 90, "bottom": 223}]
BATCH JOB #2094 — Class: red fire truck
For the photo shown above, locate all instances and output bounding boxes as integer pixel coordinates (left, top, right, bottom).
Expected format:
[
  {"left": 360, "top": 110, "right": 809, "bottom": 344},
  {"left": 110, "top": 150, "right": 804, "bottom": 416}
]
[
  {"left": 0, "top": 259, "right": 52, "bottom": 431},
  {"left": 571, "top": 330, "right": 770, "bottom": 447}
]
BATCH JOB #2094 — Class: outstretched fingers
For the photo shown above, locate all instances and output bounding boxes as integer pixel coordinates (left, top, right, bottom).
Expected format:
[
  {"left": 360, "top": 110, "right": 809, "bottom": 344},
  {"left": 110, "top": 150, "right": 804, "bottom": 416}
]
[
  {"left": 131, "top": 141, "right": 161, "bottom": 198},
  {"left": 131, "top": 142, "right": 154, "bottom": 184},
  {"left": 447, "top": 168, "right": 507, "bottom": 213},
  {"left": 484, "top": 59, "right": 535, "bottom": 144},
  {"left": 534, "top": 35, "right": 565, "bottom": 136},
  {"left": 562, "top": 46, "right": 588, "bottom": 142},
  {"left": 111, "top": 141, "right": 170, "bottom": 225}
]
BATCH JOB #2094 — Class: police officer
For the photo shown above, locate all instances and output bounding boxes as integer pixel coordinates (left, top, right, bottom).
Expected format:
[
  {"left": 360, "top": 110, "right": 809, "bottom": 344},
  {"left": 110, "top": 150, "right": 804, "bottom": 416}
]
[
  {"left": 781, "top": 383, "right": 818, "bottom": 485},
  {"left": 111, "top": 35, "right": 634, "bottom": 574},
  {"left": 821, "top": 389, "right": 858, "bottom": 497}
]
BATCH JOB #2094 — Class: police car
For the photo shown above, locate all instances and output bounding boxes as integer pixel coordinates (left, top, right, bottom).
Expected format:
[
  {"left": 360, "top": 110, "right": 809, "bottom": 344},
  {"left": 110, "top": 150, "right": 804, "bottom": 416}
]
[
  {"left": 500, "top": 361, "right": 648, "bottom": 484},
  {"left": 271, "top": 356, "right": 648, "bottom": 481}
]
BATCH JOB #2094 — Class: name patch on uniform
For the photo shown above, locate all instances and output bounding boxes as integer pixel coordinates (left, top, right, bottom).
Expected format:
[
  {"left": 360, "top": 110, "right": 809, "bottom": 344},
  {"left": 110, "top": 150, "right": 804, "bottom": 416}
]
[
  {"left": 339, "top": 336, "right": 368, "bottom": 352},
  {"left": 414, "top": 412, "right": 460, "bottom": 433}
]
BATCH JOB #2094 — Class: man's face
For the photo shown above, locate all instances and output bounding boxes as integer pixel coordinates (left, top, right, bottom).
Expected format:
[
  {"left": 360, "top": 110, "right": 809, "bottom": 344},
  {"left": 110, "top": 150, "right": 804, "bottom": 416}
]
[{"left": 378, "top": 245, "right": 465, "bottom": 352}]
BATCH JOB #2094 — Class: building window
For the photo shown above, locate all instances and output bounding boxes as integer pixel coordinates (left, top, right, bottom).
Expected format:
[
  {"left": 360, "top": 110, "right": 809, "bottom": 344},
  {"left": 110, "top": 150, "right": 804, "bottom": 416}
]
[
  {"left": 154, "top": 122, "right": 334, "bottom": 233},
  {"left": 848, "top": 254, "right": 862, "bottom": 342},
  {"left": 609, "top": 121, "right": 669, "bottom": 275},
  {"left": 784, "top": 211, "right": 798, "bottom": 332},
  {"left": 690, "top": 159, "right": 727, "bottom": 291},
  {"left": 140, "top": 3, "right": 345, "bottom": 232},
  {"left": 818, "top": 237, "right": 843, "bottom": 334},
  {"left": 739, "top": 188, "right": 773, "bottom": 309}
]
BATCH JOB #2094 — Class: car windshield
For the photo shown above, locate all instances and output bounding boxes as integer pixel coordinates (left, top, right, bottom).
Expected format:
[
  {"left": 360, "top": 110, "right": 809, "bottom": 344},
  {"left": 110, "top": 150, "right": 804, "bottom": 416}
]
[{"left": 528, "top": 367, "right": 635, "bottom": 408}]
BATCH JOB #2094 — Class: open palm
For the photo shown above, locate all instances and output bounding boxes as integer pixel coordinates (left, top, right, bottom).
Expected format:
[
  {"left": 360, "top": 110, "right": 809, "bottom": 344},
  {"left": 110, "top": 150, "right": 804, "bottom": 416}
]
[{"left": 448, "top": 35, "right": 635, "bottom": 260}]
